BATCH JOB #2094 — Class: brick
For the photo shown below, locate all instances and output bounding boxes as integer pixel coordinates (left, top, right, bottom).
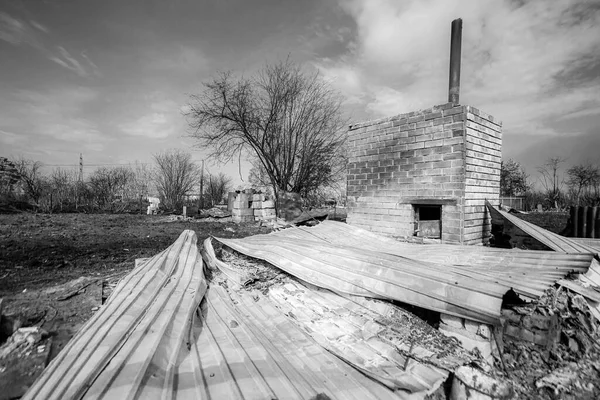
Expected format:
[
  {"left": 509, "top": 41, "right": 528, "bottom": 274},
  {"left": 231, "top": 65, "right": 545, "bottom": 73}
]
[
  {"left": 233, "top": 200, "right": 251, "bottom": 209},
  {"left": 254, "top": 209, "right": 276, "bottom": 217},
  {"left": 442, "top": 106, "right": 465, "bottom": 117}
]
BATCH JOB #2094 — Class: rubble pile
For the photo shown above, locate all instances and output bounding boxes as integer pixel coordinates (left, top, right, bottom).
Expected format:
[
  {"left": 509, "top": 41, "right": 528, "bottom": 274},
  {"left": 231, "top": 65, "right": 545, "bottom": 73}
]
[{"left": 497, "top": 286, "right": 600, "bottom": 399}]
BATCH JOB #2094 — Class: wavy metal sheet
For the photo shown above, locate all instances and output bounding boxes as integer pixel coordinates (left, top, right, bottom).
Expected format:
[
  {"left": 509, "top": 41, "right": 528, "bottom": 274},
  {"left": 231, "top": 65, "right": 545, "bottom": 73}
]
[
  {"left": 23, "top": 230, "right": 412, "bottom": 400},
  {"left": 270, "top": 221, "right": 593, "bottom": 300},
  {"left": 216, "top": 234, "right": 505, "bottom": 323},
  {"left": 486, "top": 204, "right": 598, "bottom": 255},
  {"left": 216, "top": 221, "right": 594, "bottom": 321},
  {"left": 202, "top": 239, "right": 478, "bottom": 397}
]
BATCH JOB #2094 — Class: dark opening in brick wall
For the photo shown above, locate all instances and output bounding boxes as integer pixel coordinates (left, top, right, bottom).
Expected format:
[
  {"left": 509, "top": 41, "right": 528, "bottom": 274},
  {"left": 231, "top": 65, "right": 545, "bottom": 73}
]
[{"left": 414, "top": 205, "right": 442, "bottom": 238}]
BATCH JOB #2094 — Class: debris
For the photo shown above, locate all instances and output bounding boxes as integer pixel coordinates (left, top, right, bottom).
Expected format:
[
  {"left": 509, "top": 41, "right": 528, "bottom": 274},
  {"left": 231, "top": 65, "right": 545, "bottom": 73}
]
[{"left": 451, "top": 366, "right": 513, "bottom": 399}]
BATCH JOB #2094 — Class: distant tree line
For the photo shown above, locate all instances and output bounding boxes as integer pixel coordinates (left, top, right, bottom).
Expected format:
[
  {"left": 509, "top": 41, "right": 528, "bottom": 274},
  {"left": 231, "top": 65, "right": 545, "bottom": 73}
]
[
  {"left": 501, "top": 157, "right": 600, "bottom": 210},
  {"left": 0, "top": 150, "right": 232, "bottom": 213}
]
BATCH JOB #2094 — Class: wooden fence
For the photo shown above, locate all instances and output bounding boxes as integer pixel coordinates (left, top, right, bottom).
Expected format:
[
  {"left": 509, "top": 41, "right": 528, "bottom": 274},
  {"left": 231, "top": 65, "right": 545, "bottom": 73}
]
[{"left": 569, "top": 206, "right": 600, "bottom": 238}]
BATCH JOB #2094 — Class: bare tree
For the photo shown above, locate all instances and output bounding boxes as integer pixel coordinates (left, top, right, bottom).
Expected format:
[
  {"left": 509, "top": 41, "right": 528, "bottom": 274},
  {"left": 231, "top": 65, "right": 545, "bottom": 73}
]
[
  {"left": 537, "top": 157, "right": 566, "bottom": 209},
  {"left": 567, "top": 163, "right": 600, "bottom": 205},
  {"left": 128, "top": 162, "right": 153, "bottom": 200},
  {"left": 10, "top": 157, "right": 46, "bottom": 203},
  {"left": 153, "top": 149, "right": 199, "bottom": 210},
  {"left": 186, "top": 59, "right": 347, "bottom": 204},
  {"left": 205, "top": 172, "right": 232, "bottom": 207},
  {"left": 50, "top": 168, "right": 78, "bottom": 211},
  {"left": 89, "top": 166, "right": 134, "bottom": 207}
]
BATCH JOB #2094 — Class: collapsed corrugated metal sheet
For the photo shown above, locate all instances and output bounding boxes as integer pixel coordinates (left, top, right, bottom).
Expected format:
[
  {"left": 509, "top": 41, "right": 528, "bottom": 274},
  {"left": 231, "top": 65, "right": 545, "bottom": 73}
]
[
  {"left": 24, "top": 230, "right": 429, "bottom": 400},
  {"left": 486, "top": 203, "right": 598, "bottom": 255},
  {"left": 570, "top": 237, "right": 600, "bottom": 253},
  {"left": 261, "top": 220, "right": 593, "bottom": 300},
  {"left": 486, "top": 203, "right": 600, "bottom": 322},
  {"left": 215, "top": 221, "right": 593, "bottom": 322},
  {"left": 202, "top": 239, "right": 479, "bottom": 397},
  {"left": 216, "top": 234, "right": 505, "bottom": 323}
]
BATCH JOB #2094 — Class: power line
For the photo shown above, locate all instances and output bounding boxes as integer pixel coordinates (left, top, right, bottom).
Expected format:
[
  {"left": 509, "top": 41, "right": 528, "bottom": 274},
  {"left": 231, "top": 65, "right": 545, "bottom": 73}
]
[{"left": 40, "top": 163, "right": 151, "bottom": 167}]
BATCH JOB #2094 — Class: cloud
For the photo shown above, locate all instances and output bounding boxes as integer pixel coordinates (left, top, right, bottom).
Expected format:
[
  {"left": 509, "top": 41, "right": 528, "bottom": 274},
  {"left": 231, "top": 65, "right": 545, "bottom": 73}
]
[
  {"left": 1, "top": 87, "right": 108, "bottom": 152},
  {"left": 29, "top": 20, "right": 48, "bottom": 33},
  {"left": 0, "top": 11, "right": 101, "bottom": 78},
  {"left": 319, "top": 0, "right": 600, "bottom": 136},
  {"left": 0, "top": 129, "right": 22, "bottom": 145},
  {"left": 48, "top": 46, "right": 101, "bottom": 77},
  {"left": 145, "top": 45, "right": 209, "bottom": 73},
  {"left": 118, "top": 112, "right": 175, "bottom": 139},
  {"left": 0, "top": 11, "right": 42, "bottom": 47}
]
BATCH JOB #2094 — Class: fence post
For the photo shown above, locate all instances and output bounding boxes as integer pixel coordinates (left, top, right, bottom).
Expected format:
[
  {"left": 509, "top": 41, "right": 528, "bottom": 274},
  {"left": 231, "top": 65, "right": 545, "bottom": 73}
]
[
  {"left": 582, "top": 206, "right": 589, "bottom": 238},
  {"left": 591, "top": 207, "right": 597, "bottom": 239},
  {"left": 571, "top": 206, "right": 578, "bottom": 238},
  {"left": 596, "top": 208, "right": 600, "bottom": 239}
]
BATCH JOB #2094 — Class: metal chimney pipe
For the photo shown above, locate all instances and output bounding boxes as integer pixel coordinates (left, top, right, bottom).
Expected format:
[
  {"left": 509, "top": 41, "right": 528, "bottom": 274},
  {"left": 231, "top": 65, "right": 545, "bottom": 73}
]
[{"left": 448, "top": 18, "right": 462, "bottom": 105}]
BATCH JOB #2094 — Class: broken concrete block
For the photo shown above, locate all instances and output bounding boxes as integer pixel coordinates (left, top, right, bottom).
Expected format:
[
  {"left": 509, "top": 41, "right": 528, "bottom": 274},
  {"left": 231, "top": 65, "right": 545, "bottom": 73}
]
[
  {"left": 439, "top": 325, "right": 494, "bottom": 362},
  {"left": 477, "top": 324, "right": 491, "bottom": 340},
  {"left": 440, "top": 313, "right": 464, "bottom": 329},
  {"left": 464, "top": 319, "right": 480, "bottom": 334}
]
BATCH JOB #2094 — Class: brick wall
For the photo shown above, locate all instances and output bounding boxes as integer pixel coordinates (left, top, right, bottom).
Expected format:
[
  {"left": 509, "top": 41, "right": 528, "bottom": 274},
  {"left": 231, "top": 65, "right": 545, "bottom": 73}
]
[{"left": 346, "top": 102, "right": 502, "bottom": 244}]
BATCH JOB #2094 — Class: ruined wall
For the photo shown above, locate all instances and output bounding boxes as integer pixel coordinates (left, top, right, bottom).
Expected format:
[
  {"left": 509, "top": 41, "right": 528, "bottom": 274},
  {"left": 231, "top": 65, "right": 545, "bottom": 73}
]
[{"left": 346, "top": 102, "right": 502, "bottom": 244}]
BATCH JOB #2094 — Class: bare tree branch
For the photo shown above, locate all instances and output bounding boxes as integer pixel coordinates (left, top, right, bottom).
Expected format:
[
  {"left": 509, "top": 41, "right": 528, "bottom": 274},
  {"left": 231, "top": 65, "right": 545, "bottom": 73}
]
[{"left": 185, "top": 59, "right": 348, "bottom": 202}]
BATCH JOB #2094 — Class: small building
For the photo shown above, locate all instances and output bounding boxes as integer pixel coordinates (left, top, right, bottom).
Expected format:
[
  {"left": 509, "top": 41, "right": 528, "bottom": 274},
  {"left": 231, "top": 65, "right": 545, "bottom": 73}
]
[{"left": 346, "top": 103, "right": 502, "bottom": 244}]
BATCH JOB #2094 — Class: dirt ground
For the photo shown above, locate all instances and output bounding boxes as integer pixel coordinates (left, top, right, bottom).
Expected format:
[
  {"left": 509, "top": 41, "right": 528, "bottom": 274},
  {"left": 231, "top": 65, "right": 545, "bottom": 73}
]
[{"left": 0, "top": 212, "right": 271, "bottom": 399}]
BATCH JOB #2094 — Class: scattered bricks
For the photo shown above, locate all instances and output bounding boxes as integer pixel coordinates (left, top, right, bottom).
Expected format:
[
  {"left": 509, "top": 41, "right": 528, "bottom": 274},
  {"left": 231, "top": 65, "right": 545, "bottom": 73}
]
[
  {"left": 254, "top": 209, "right": 276, "bottom": 218},
  {"left": 440, "top": 313, "right": 464, "bottom": 329}
]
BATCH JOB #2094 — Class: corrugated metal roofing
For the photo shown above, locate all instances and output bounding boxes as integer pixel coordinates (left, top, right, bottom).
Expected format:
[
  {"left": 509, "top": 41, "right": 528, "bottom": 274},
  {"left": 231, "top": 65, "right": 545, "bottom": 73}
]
[
  {"left": 216, "top": 234, "right": 506, "bottom": 323},
  {"left": 216, "top": 220, "right": 593, "bottom": 320},
  {"left": 24, "top": 230, "right": 433, "bottom": 400},
  {"left": 486, "top": 204, "right": 598, "bottom": 255}
]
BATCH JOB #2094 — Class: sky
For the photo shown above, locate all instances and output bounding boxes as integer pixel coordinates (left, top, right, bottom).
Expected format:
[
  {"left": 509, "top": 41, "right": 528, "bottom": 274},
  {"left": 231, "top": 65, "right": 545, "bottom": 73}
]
[{"left": 1, "top": 0, "right": 599, "bottom": 188}]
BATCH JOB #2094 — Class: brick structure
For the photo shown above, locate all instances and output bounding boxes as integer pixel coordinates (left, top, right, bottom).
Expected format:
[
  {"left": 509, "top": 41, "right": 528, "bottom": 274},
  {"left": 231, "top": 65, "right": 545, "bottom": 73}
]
[
  {"left": 230, "top": 190, "right": 276, "bottom": 223},
  {"left": 346, "top": 102, "right": 502, "bottom": 244}
]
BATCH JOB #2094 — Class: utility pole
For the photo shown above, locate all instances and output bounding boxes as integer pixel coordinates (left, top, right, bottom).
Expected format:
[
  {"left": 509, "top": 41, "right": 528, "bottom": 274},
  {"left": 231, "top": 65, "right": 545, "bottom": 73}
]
[
  {"left": 199, "top": 160, "right": 204, "bottom": 211},
  {"left": 76, "top": 153, "right": 83, "bottom": 210},
  {"left": 79, "top": 153, "right": 83, "bottom": 182}
]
